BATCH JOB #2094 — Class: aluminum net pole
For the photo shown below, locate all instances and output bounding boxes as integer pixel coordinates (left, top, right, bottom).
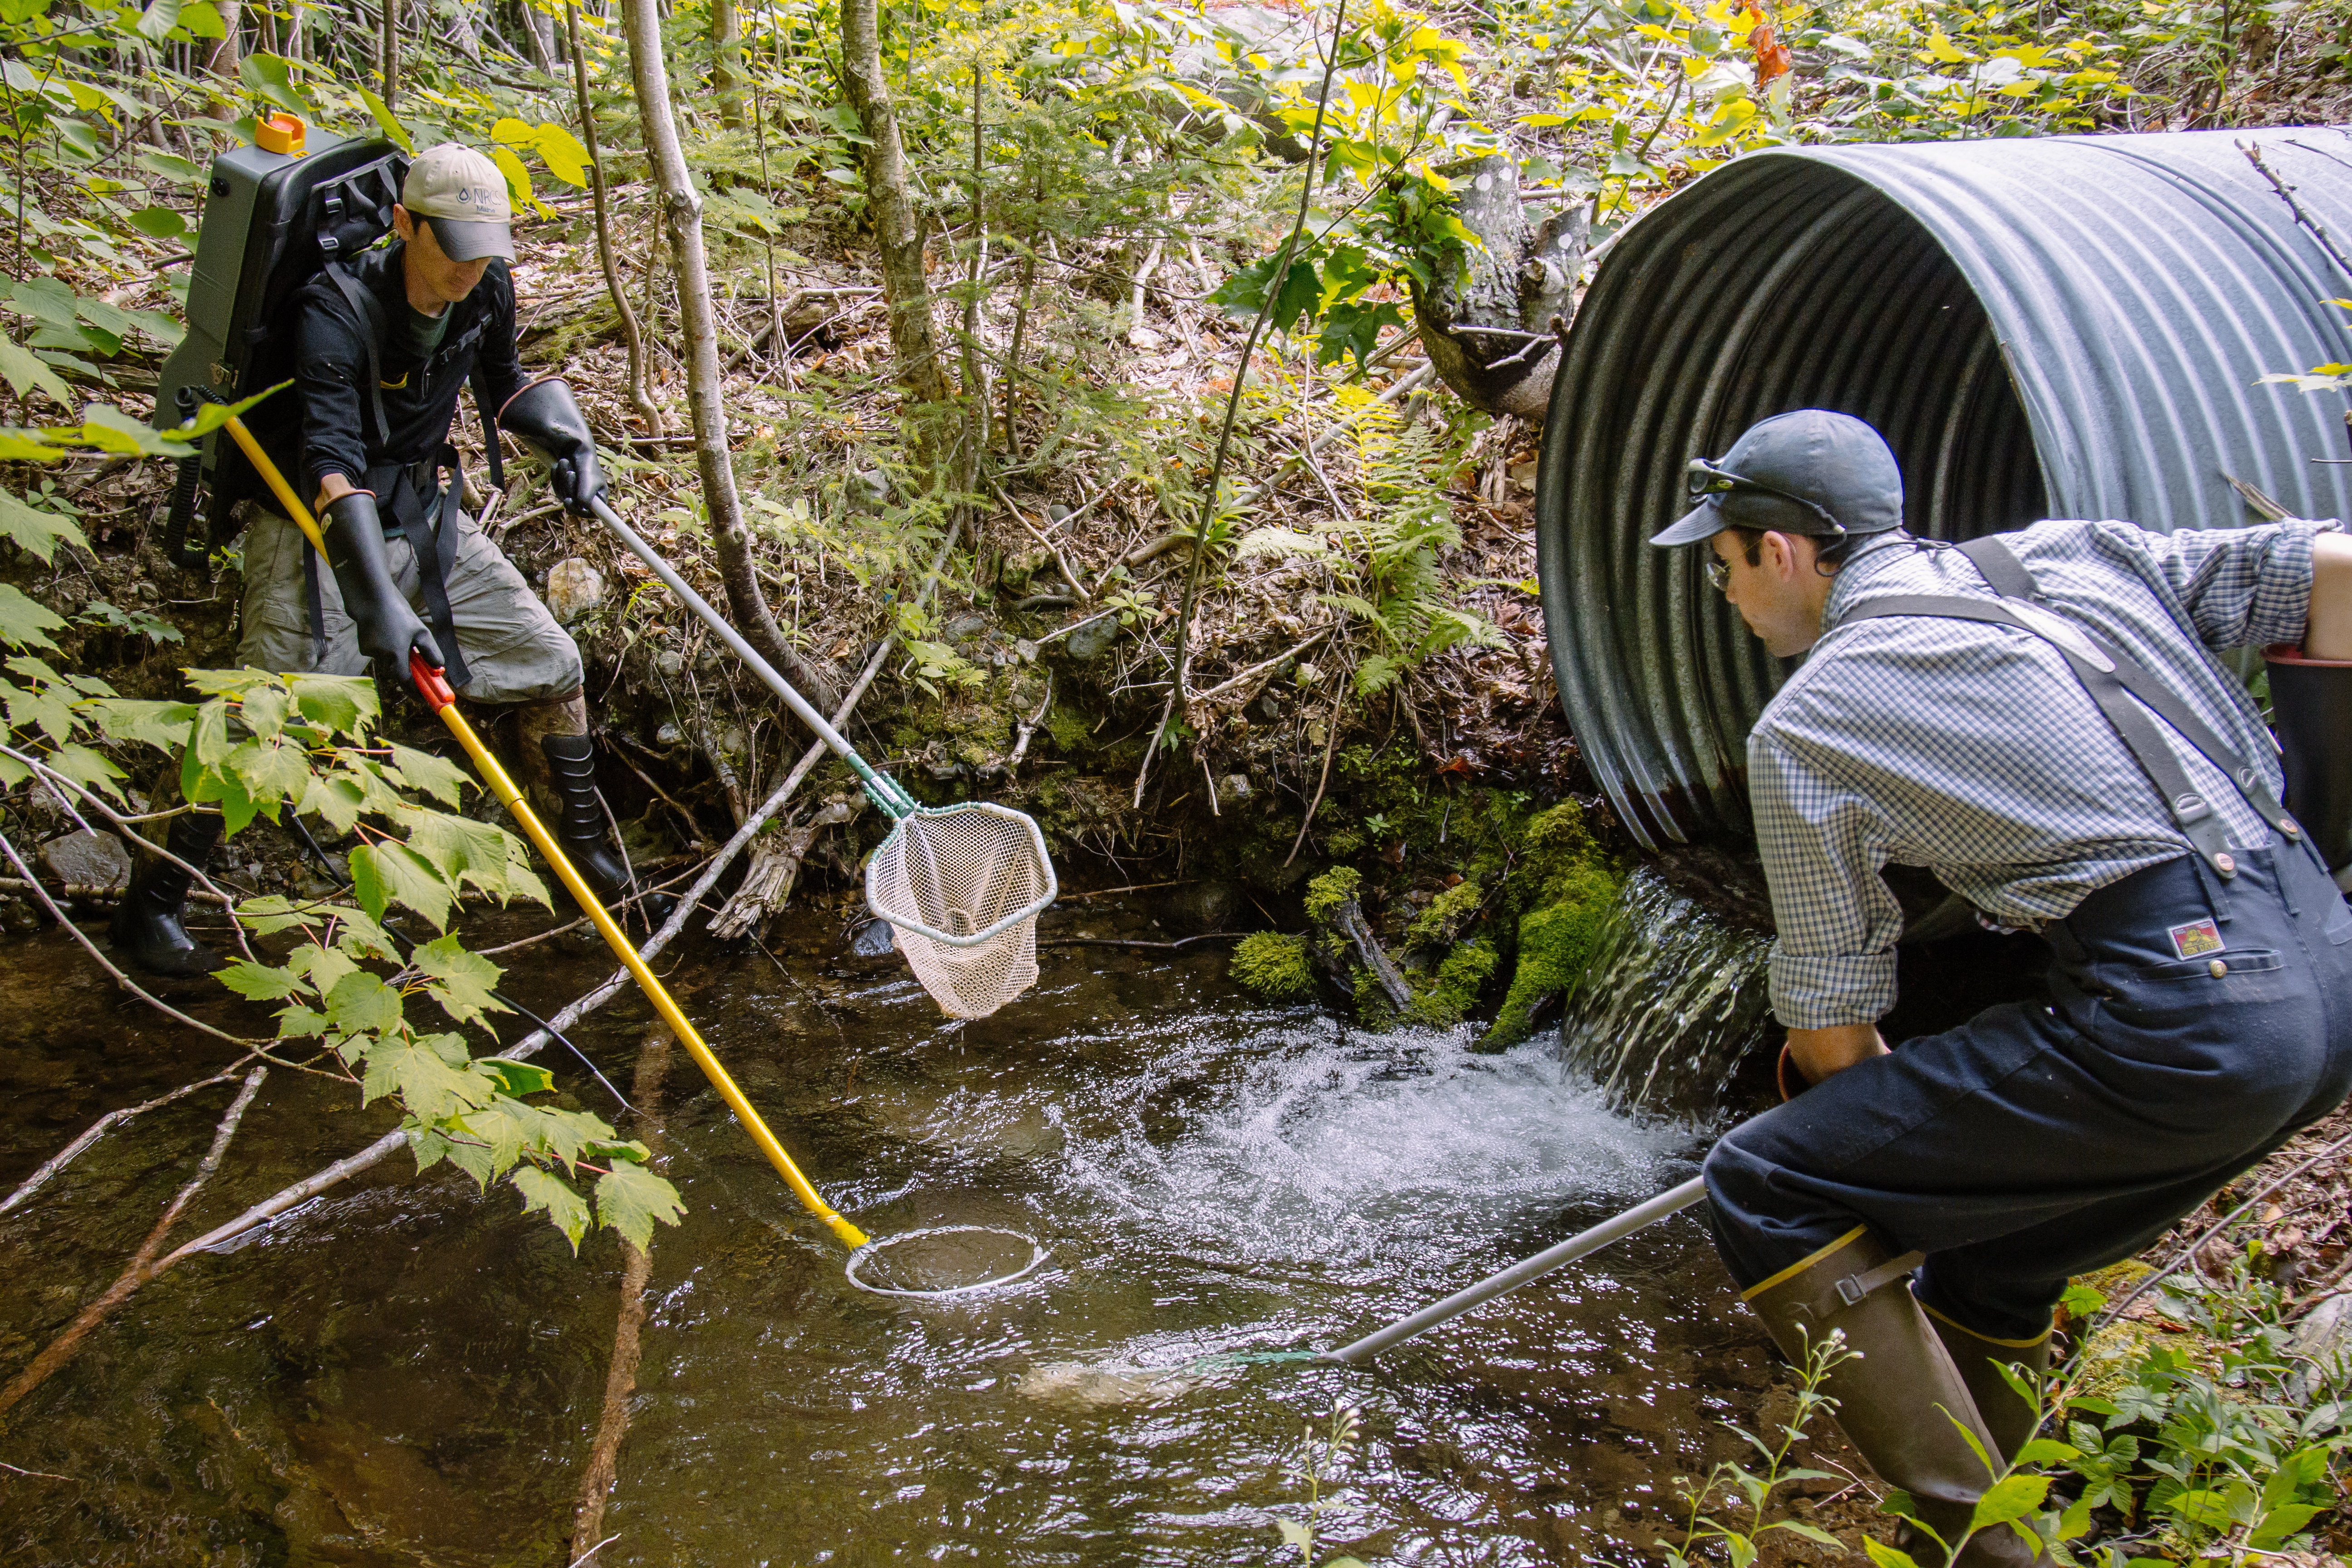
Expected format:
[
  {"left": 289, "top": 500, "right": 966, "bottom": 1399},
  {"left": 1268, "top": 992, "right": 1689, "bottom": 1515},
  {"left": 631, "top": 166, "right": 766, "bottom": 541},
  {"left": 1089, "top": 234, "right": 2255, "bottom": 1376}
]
[
  {"left": 588, "top": 497, "right": 915, "bottom": 817},
  {"left": 1319, "top": 1176, "right": 1707, "bottom": 1365}
]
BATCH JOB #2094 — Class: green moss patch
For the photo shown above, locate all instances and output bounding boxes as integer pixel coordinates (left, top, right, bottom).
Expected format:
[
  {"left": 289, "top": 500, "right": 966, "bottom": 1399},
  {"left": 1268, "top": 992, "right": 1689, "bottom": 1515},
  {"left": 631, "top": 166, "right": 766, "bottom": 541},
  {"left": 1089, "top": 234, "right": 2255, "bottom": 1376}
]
[{"left": 1231, "top": 931, "right": 1316, "bottom": 1000}]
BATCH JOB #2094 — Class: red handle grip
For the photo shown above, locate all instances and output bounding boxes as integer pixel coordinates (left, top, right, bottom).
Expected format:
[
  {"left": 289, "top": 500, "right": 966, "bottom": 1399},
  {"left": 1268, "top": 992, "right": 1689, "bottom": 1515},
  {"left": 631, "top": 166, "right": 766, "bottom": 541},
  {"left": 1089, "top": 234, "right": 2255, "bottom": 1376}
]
[{"left": 409, "top": 649, "right": 456, "bottom": 710}]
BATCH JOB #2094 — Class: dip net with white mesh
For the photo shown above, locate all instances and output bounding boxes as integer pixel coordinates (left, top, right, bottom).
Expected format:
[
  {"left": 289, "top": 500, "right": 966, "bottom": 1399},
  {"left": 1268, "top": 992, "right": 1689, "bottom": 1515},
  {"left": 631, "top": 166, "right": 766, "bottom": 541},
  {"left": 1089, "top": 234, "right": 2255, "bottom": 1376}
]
[{"left": 866, "top": 802, "right": 1057, "bottom": 1018}]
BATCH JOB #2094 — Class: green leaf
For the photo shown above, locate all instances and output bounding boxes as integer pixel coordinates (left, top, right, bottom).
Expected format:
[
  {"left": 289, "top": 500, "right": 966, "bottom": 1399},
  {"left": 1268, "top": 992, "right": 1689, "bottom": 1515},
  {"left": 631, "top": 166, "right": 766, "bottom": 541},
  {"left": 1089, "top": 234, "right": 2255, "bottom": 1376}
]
[
  {"left": 512, "top": 1166, "right": 591, "bottom": 1251},
  {"left": 288, "top": 671, "right": 376, "bottom": 736},
  {"left": 2011, "top": 1437, "right": 2079, "bottom": 1466},
  {"left": 322, "top": 969, "right": 405, "bottom": 1037},
  {"left": 361, "top": 1033, "right": 492, "bottom": 1119},
  {"left": 237, "top": 680, "right": 291, "bottom": 739},
  {"left": 412, "top": 932, "right": 508, "bottom": 1025},
  {"left": 298, "top": 771, "right": 368, "bottom": 834},
  {"left": 1274, "top": 1520, "right": 1313, "bottom": 1549},
  {"left": 1769, "top": 1523, "right": 1845, "bottom": 1546},
  {"left": 1968, "top": 1473, "right": 2049, "bottom": 1533},
  {"left": 349, "top": 839, "right": 456, "bottom": 929},
  {"left": 237, "top": 51, "right": 312, "bottom": 117},
  {"left": 1860, "top": 1539, "right": 1922, "bottom": 1568},
  {"left": 44, "top": 742, "right": 127, "bottom": 801},
  {"left": 134, "top": 144, "right": 204, "bottom": 186},
  {"left": 0, "top": 333, "right": 74, "bottom": 410},
  {"left": 481, "top": 1058, "right": 554, "bottom": 1098},
  {"left": 2248, "top": 1503, "right": 2324, "bottom": 1549},
  {"left": 82, "top": 697, "right": 194, "bottom": 751},
  {"left": 595, "top": 1158, "right": 686, "bottom": 1251},
  {"left": 386, "top": 742, "right": 468, "bottom": 807},
  {"left": 357, "top": 86, "right": 413, "bottom": 153},
  {"left": 216, "top": 960, "right": 308, "bottom": 1001},
  {"left": 399, "top": 810, "right": 547, "bottom": 907},
  {"left": 486, "top": 145, "right": 543, "bottom": 217},
  {"left": 220, "top": 734, "right": 312, "bottom": 819},
  {"left": 0, "top": 488, "right": 88, "bottom": 561},
  {"left": 136, "top": 0, "right": 185, "bottom": 42},
  {"left": 0, "top": 583, "right": 64, "bottom": 651}
]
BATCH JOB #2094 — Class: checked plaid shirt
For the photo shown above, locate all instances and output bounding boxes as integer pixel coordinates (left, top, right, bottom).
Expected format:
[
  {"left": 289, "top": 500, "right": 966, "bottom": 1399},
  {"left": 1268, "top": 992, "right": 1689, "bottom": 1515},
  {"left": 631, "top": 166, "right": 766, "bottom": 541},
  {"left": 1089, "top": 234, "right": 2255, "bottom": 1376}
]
[{"left": 1750, "top": 516, "right": 2333, "bottom": 1030}]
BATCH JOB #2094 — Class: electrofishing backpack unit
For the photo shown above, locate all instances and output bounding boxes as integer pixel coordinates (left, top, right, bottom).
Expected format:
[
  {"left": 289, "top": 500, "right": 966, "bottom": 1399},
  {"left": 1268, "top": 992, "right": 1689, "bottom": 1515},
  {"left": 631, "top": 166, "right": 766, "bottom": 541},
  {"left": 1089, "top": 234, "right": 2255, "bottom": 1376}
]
[{"left": 155, "top": 118, "right": 407, "bottom": 569}]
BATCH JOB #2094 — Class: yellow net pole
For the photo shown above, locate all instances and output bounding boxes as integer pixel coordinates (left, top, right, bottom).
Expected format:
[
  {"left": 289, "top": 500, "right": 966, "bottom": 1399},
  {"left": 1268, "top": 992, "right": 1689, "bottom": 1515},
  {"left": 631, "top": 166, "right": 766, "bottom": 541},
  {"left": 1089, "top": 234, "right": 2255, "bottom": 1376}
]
[{"left": 220, "top": 416, "right": 868, "bottom": 1250}]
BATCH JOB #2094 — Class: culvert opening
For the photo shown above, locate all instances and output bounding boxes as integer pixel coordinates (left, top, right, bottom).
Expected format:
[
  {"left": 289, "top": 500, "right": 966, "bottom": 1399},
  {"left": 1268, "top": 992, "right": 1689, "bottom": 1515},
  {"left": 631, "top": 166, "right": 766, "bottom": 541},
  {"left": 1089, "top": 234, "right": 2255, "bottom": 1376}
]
[{"left": 1539, "top": 159, "right": 2048, "bottom": 851}]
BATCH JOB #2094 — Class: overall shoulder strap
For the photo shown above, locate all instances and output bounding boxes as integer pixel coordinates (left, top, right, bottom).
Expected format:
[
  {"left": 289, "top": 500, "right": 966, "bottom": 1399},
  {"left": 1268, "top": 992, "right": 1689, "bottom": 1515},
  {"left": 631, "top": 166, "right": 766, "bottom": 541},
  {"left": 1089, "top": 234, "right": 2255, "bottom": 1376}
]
[{"left": 1845, "top": 575, "right": 2303, "bottom": 878}]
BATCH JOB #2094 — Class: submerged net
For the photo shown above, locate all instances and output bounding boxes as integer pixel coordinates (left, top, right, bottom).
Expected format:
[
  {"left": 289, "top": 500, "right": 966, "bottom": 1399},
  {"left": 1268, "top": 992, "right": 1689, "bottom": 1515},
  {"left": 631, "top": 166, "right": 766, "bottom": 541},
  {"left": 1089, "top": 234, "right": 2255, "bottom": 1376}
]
[
  {"left": 866, "top": 802, "right": 1057, "bottom": 1018},
  {"left": 845, "top": 1225, "right": 1049, "bottom": 1297}
]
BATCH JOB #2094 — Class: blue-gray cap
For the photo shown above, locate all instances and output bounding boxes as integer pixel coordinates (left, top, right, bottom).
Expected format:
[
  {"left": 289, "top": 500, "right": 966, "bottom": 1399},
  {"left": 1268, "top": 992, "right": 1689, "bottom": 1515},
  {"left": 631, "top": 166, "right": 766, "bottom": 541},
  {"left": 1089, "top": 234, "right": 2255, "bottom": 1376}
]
[{"left": 1649, "top": 409, "right": 1904, "bottom": 548}]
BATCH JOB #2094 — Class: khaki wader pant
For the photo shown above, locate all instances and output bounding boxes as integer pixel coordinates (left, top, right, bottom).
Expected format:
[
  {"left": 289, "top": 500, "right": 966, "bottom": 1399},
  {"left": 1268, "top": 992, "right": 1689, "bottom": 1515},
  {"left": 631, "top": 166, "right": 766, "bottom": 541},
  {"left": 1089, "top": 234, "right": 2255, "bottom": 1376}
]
[{"left": 235, "top": 505, "right": 582, "bottom": 705}]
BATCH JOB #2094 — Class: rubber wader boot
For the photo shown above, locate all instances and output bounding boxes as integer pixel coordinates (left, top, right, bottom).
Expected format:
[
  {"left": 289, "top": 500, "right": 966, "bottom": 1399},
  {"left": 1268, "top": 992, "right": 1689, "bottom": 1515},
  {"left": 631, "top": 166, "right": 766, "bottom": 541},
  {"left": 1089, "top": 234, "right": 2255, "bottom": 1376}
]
[
  {"left": 1924, "top": 1305, "right": 2054, "bottom": 1466},
  {"left": 1744, "top": 1230, "right": 2051, "bottom": 1568},
  {"left": 539, "top": 732, "right": 639, "bottom": 908},
  {"left": 109, "top": 810, "right": 225, "bottom": 976}
]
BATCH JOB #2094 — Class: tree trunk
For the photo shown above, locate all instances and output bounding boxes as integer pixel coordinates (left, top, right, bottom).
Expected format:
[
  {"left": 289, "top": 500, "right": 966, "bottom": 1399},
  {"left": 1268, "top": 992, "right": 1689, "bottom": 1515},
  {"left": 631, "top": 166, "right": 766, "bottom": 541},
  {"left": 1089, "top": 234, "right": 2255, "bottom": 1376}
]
[
  {"left": 522, "top": 0, "right": 557, "bottom": 71},
  {"left": 380, "top": 0, "right": 400, "bottom": 110},
  {"left": 840, "top": 0, "right": 953, "bottom": 409},
  {"left": 618, "top": 0, "right": 843, "bottom": 715},
  {"left": 1410, "top": 154, "right": 1585, "bottom": 424},
  {"left": 566, "top": 0, "right": 664, "bottom": 433},
  {"left": 710, "top": 0, "right": 743, "bottom": 126},
  {"left": 205, "top": 0, "right": 243, "bottom": 119}
]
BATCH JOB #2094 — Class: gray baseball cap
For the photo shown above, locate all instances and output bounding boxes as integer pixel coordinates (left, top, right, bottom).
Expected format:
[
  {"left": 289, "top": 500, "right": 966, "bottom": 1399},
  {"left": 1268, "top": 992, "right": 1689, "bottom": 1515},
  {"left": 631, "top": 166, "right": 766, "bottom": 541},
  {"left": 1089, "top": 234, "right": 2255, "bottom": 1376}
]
[
  {"left": 1650, "top": 409, "right": 1904, "bottom": 547},
  {"left": 400, "top": 142, "right": 515, "bottom": 262}
]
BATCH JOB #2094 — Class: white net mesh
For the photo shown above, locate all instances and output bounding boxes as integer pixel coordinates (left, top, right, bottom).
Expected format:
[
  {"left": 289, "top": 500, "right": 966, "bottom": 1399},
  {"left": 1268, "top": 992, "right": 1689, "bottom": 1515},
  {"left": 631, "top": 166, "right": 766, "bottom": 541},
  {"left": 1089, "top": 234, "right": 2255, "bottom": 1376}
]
[{"left": 866, "top": 803, "right": 1056, "bottom": 1019}]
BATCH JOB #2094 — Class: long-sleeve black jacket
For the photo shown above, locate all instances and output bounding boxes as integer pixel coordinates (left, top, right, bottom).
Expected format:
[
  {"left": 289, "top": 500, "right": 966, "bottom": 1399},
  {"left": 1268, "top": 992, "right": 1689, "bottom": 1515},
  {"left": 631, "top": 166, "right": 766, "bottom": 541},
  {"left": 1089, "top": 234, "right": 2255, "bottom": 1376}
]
[{"left": 290, "top": 240, "right": 524, "bottom": 496}]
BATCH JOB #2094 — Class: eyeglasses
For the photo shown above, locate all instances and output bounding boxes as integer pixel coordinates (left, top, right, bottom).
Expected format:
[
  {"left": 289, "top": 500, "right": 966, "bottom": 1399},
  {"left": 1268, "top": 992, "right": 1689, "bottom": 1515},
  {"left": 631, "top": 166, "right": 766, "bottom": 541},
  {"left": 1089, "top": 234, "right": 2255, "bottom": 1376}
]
[
  {"left": 1685, "top": 457, "right": 1845, "bottom": 535},
  {"left": 1705, "top": 556, "right": 1734, "bottom": 593}
]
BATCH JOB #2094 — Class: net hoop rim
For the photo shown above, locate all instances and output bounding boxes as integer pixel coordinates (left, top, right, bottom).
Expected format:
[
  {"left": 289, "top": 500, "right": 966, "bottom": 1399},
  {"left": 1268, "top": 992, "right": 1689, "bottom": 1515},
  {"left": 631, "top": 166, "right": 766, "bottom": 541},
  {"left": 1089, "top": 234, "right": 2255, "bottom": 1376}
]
[
  {"left": 862, "top": 802, "right": 1058, "bottom": 948},
  {"left": 843, "top": 1224, "right": 1051, "bottom": 1298}
]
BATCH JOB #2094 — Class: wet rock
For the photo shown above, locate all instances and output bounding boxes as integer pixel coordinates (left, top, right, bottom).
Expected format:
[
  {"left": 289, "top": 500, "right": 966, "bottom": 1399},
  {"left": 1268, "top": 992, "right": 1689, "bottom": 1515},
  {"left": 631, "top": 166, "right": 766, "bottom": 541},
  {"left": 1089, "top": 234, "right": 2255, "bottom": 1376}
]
[
  {"left": 544, "top": 557, "right": 606, "bottom": 624},
  {"left": 1063, "top": 617, "right": 1121, "bottom": 662},
  {"left": 654, "top": 648, "right": 686, "bottom": 679},
  {"left": 1016, "top": 1362, "right": 1204, "bottom": 1411},
  {"left": 1156, "top": 879, "right": 1240, "bottom": 934},
  {"left": 1221, "top": 773, "right": 1253, "bottom": 803},
  {"left": 850, "top": 918, "right": 897, "bottom": 956},
  {"left": 39, "top": 828, "right": 129, "bottom": 892},
  {"left": 944, "top": 613, "right": 990, "bottom": 647}
]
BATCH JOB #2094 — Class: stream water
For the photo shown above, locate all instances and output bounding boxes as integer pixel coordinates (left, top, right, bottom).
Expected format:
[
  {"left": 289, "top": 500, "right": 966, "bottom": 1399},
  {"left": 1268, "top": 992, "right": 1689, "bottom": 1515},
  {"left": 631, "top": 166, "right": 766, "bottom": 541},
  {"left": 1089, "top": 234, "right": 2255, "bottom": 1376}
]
[{"left": 0, "top": 883, "right": 1780, "bottom": 1566}]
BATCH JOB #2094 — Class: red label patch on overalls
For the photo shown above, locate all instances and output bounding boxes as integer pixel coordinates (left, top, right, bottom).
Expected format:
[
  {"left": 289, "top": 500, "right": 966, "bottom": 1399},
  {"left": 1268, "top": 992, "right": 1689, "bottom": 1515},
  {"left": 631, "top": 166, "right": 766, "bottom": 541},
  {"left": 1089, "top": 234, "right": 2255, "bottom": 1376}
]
[{"left": 2168, "top": 918, "right": 2224, "bottom": 959}]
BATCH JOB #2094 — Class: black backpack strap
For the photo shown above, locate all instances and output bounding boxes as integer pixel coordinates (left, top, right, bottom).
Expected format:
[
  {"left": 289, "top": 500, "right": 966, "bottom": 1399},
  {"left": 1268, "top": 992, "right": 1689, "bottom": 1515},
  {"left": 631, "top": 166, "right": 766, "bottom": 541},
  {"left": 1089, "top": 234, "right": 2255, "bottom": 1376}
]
[
  {"left": 407, "top": 443, "right": 471, "bottom": 691},
  {"left": 323, "top": 260, "right": 393, "bottom": 451}
]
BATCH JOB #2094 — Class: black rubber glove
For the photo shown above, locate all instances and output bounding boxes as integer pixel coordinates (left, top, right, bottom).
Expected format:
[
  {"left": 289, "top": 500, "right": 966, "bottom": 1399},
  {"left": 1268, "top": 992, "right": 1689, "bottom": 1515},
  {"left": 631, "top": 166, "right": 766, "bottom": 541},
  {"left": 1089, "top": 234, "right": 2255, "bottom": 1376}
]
[
  {"left": 322, "top": 490, "right": 444, "bottom": 685},
  {"left": 499, "top": 377, "right": 606, "bottom": 514}
]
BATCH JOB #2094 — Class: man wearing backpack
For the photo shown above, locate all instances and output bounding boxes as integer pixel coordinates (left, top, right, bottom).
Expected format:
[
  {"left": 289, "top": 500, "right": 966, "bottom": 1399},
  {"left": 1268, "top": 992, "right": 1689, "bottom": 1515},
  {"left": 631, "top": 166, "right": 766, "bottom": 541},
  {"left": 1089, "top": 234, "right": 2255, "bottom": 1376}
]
[
  {"left": 1648, "top": 409, "right": 2352, "bottom": 1567},
  {"left": 113, "top": 143, "right": 638, "bottom": 976}
]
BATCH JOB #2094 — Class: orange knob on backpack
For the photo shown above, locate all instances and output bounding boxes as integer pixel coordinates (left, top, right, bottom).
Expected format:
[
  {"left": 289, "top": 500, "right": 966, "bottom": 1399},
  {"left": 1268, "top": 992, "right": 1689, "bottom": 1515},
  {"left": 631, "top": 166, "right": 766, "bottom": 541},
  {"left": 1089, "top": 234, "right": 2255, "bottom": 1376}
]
[{"left": 255, "top": 115, "right": 306, "bottom": 157}]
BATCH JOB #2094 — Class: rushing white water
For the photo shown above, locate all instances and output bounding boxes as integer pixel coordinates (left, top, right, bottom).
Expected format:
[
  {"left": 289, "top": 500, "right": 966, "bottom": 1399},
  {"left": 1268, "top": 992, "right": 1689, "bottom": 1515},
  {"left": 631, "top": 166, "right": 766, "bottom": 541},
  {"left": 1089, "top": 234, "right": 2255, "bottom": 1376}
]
[{"left": 1049, "top": 1013, "right": 1694, "bottom": 1267}]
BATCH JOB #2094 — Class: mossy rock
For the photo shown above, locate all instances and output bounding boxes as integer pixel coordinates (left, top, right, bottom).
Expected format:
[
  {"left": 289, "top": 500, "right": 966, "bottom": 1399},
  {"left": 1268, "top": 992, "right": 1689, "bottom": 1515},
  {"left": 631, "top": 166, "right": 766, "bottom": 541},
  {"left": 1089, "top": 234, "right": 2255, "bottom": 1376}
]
[
  {"left": 1407, "top": 880, "right": 1484, "bottom": 951},
  {"left": 1303, "top": 867, "right": 1362, "bottom": 922},
  {"left": 1482, "top": 858, "right": 1621, "bottom": 1049},
  {"left": 1231, "top": 931, "right": 1315, "bottom": 1000},
  {"left": 1405, "top": 938, "right": 1498, "bottom": 1028}
]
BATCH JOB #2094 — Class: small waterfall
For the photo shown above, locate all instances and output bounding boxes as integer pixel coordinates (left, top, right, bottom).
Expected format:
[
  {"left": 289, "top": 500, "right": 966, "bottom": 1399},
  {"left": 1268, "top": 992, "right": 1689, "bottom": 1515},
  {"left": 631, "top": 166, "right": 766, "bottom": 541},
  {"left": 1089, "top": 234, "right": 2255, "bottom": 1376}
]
[{"left": 1558, "top": 867, "right": 1774, "bottom": 1118}]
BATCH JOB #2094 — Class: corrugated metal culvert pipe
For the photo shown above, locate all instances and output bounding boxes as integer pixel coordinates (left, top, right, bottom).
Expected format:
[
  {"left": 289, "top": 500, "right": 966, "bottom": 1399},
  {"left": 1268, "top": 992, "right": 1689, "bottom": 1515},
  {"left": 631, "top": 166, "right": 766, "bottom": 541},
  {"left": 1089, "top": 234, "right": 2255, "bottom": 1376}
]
[{"left": 1535, "top": 127, "right": 2352, "bottom": 850}]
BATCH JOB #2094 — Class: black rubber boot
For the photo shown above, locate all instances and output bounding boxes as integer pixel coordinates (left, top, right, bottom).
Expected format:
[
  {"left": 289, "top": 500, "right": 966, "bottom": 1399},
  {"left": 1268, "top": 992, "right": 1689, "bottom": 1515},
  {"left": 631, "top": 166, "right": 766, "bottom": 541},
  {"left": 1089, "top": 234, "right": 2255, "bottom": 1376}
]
[
  {"left": 539, "top": 733, "right": 653, "bottom": 917},
  {"left": 1745, "top": 1230, "right": 2052, "bottom": 1568},
  {"left": 108, "top": 811, "right": 225, "bottom": 976}
]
